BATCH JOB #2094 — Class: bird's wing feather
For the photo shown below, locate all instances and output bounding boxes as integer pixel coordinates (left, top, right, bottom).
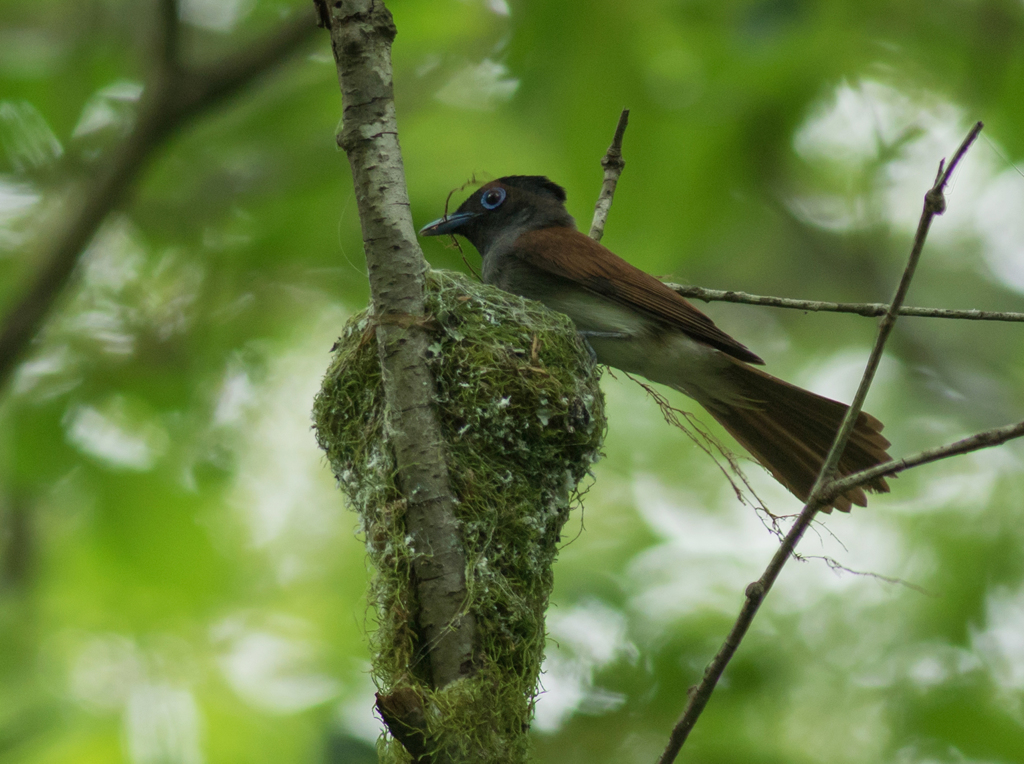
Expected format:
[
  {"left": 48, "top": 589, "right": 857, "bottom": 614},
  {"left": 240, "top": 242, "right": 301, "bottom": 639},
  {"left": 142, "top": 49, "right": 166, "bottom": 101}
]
[{"left": 513, "top": 228, "right": 764, "bottom": 364}]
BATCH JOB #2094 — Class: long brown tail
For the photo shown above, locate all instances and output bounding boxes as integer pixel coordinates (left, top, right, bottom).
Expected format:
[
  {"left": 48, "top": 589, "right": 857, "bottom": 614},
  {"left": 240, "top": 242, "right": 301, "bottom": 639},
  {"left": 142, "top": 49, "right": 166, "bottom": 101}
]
[{"left": 700, "top": 361, "right": 891, "bottom": 513}]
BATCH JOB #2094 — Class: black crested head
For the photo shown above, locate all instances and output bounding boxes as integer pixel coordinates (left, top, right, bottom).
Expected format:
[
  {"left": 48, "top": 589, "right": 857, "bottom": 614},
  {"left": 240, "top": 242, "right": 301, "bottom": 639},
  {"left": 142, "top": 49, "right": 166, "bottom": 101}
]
[{"left": 420, "top": 175, "right": 575, "bottom": 255}]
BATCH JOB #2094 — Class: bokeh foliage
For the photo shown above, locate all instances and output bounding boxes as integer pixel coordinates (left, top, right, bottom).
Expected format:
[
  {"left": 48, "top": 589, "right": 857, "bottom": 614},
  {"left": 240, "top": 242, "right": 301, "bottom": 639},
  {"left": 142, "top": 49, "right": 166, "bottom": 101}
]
[{"left": 1, "top": 1, "right": 1024, "bottom": 763}]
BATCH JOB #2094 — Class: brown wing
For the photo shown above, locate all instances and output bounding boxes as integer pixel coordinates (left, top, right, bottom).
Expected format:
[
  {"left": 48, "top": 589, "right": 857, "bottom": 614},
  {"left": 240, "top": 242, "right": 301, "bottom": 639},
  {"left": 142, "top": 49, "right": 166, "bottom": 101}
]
[{"left": 514, "top": 228, "right": 764, "bottom": 364}]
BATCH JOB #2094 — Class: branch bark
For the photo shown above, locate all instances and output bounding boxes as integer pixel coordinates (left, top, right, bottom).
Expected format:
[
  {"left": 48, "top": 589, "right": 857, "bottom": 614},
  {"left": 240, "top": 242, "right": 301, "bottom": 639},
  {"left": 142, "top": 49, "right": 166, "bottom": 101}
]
[
  {"left": 320, "top": 0, "right": 475, "bottom": 698},
  {"left": 657, "top": 120, "right": 985, "bottom": 764},
  {"left": 0, "top": 6, "right": 317, "bottom": 394}
]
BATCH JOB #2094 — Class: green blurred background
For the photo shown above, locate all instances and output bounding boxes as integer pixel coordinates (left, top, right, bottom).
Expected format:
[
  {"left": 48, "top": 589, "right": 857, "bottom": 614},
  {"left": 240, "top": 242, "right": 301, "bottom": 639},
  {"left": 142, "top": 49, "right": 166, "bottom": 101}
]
[{"left": 2, "top": 1, "right": 1024, "bottom": 762}]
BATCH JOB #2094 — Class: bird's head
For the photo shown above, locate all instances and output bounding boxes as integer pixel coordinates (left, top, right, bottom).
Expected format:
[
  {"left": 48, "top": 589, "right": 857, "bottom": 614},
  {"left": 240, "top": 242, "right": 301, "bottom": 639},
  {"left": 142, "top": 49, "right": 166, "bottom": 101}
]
[{"left": 420, "top": 175, "right": 574, "bottom": 254}]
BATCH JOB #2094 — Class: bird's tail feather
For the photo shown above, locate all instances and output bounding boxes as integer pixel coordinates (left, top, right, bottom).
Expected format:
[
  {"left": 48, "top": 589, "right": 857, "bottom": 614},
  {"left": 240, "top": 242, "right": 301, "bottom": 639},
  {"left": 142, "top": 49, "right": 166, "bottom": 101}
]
[{"left": 697, "top": 361, "right": 891, "bottom": 513}]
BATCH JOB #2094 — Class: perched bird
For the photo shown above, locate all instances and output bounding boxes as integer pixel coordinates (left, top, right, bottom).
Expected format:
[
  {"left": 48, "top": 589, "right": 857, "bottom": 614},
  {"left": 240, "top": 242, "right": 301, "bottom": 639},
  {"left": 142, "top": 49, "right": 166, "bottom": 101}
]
[{"left": 420, "top": 175, "right": 890, "bottom": 512}]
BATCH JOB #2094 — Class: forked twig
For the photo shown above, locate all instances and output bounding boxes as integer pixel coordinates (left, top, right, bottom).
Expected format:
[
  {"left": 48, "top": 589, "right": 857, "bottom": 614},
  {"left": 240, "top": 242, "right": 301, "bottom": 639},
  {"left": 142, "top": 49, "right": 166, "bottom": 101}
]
[
  {"left": 585, "top": 114, "right": 1011, "bottom": 762},
  {"left": 656, "top": 120, "right": 986, "bottom": 764}
]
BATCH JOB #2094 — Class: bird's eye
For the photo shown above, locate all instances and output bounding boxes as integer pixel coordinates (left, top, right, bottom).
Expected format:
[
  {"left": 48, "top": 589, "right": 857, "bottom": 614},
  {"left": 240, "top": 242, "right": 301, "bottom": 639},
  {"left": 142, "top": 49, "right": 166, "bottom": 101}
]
[{"left": 480, "top": 187, "right": 507, "bottom": 210}]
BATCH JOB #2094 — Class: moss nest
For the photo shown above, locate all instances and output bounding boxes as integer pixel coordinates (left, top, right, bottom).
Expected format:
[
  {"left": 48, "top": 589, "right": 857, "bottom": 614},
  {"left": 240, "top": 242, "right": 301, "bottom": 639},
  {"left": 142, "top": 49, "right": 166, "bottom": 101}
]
[{"left": 313, "top": 269, "right": 606, "bottom": 762}]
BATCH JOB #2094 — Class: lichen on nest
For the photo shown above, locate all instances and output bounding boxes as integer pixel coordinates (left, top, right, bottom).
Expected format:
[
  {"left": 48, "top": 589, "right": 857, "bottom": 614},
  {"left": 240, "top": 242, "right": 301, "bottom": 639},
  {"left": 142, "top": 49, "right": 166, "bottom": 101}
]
[{"left": 313, "top": 269, "right": 606, "bottom": 762}]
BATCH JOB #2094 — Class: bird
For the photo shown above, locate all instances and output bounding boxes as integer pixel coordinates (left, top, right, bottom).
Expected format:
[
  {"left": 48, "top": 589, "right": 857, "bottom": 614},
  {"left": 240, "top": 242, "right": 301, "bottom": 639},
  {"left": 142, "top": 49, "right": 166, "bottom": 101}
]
[{"left": 419, "top": 175, "right": 891, "bottom": 512}]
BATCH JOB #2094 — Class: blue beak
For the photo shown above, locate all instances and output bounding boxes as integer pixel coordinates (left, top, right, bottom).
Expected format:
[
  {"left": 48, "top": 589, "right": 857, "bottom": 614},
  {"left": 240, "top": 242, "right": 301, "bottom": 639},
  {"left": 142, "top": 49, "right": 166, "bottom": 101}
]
[{"left": 419, "top": 210, "right": 479, "bottom": 236}]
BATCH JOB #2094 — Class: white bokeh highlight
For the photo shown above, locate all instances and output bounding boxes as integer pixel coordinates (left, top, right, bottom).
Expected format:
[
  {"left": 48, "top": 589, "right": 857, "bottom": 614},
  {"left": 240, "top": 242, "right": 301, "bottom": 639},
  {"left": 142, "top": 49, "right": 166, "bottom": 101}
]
[{"left": 534, "top": 600, "right": 634, "bottom": 732}]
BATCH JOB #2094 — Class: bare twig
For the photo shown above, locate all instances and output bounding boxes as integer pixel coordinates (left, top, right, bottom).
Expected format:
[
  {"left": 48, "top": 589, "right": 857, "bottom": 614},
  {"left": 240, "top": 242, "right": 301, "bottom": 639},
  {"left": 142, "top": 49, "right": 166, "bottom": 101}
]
[
  {"left": 665, "top": 284, "right": 1024, "bottom": 323},
  {"left": 589, "top": 108, "right": 629, "bottom": 241},
  {"left": 825, "top": 418, "right": 1024, "bottom": 502},
  {"left": 0, "top": 7, "right": 317, "bottom": 394},
  {"left": 321, "top": 0, "right": 474, "bottom": 699},
  {"left": 803, "top": 555, "right": 933, "bottom": 596},
  {"left": 657, "top": 121, "right": 985, "bottom": 764}
]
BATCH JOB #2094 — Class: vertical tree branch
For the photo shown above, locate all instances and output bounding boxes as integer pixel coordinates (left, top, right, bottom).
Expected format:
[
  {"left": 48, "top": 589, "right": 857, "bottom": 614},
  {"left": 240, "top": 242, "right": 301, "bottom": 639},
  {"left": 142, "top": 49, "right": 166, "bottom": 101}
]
[{"left": 320, "top": 0, "right": 475, "bottom": 695}]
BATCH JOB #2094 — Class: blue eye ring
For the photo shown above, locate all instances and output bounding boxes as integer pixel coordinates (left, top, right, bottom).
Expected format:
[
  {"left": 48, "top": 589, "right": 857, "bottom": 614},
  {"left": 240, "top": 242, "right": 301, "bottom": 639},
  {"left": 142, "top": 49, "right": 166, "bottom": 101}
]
[{"left": 480, "top": 186, "right": 506, "bottom": 210}]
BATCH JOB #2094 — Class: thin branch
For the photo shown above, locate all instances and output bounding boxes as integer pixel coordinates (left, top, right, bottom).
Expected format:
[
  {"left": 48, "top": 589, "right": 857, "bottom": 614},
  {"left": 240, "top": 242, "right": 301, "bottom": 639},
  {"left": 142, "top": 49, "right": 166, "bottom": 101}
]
[
  {"left": 824, "top": 418, "right": 1024, "bottom": 502},
  {"left": 657, "top": 121, "right": 985, "bottom": 764},
  {"left": 665, "top": 284, "right": 1024, "bottom": 323},
  {"left": 803, "top": 555, "right": 933, "bottom": 596},
  {"left": 323, "top": 0, "right": 475, "bottom": 697},
  {"left": 589, "top": 108, "right": 629, "bottom": 241},
  {"left": 0, "top": 7, "right": 317, "bottom": 395},
  {"left": 806, "top": 120, "right": 982, "bottom": 501}
]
